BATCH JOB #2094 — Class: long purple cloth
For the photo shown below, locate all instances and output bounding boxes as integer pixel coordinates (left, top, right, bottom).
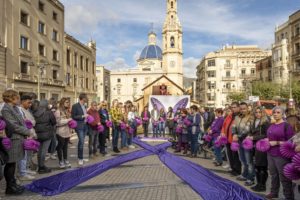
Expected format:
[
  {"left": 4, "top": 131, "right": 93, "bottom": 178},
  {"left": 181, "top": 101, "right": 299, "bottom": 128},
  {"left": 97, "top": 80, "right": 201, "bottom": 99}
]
[
  {"left": 133, "top": 138, "right": 263, "bottom": 200},
  {"left": 25, "top": 142, "right": 170, "bottom": 196},
  {"left": 26, "top": 138, "right": 263, "bottom": 199}
]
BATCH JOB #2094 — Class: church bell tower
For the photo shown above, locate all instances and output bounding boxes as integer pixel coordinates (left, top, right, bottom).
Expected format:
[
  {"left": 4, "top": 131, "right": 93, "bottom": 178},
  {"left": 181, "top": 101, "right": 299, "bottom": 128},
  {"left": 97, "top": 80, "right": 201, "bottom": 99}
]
[{"left": 162, "top": 0, "right": 183, "bottom": 87}]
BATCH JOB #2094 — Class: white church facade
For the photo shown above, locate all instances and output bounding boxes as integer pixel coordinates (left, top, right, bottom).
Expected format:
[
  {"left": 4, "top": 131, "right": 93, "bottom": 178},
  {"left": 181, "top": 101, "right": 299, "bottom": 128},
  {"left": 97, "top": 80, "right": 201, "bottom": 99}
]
[{"left": 110, "top": 0, "right": 183, "bottom": 104}]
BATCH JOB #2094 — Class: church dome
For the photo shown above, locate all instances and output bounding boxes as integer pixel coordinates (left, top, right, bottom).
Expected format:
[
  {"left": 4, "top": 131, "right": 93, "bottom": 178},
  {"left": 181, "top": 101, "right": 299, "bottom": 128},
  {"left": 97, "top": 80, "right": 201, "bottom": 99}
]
[{"left": 139, "top": 45, "right": 162, "bottom": 60}]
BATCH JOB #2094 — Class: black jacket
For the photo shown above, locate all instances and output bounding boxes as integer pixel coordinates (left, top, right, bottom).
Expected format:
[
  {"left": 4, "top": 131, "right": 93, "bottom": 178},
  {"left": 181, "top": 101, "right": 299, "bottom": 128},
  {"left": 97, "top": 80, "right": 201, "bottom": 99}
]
[
  {"left": 0, "top": 137, "right": 8, "bottom": 164},
  {"left": 251, "top": 119, "right": 270, "bottom": 167},
  {"left": 33, "top": 107, "right": 56, "bottom": 141}
]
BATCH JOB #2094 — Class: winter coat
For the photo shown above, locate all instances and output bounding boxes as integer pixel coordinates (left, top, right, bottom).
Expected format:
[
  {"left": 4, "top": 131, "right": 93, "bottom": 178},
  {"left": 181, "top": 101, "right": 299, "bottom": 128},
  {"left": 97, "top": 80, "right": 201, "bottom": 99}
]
[
  {"left": 251, "top": 118, "right": 270, "bottom": 166},
  {"left": 33, "top": 107, "right": 56, "bottom": 141},
  {"left": 1, "top": 103, "right": 30, "bottom": 163},
  {"left": 221, "top": 113, "right": 237, "bottom": 144},
  {"left": 87, "top": 108, "right": 101, "bottom": 130},
  {"left": 55, "top": 109, "right": 72, "bottom": 138}
]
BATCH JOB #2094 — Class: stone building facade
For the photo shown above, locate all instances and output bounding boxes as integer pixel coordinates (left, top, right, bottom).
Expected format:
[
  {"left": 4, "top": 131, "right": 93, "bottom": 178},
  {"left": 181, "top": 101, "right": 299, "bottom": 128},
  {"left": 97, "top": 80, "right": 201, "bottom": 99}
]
[{"left": 196, "top": 45, "right": 271, "bottom": 107}]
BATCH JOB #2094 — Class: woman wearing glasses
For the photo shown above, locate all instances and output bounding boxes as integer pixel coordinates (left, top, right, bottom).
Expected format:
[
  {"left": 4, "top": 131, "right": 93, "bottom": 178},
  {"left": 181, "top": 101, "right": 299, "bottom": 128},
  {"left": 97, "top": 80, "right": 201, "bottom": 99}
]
[{"left": 265, "top": 106, "right": 294, "bottom": 200}]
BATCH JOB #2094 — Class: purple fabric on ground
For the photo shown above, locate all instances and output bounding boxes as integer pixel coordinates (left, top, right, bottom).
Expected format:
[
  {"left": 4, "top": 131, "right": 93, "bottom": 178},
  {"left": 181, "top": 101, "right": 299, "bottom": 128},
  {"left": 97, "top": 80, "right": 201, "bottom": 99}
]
[
  {"left": 25, "top": 142, "right": 171, "bottom": 196},
  {"left": 25, "top": 137, "right": 263, "bottom": 199},
  {"left": 134, "top": 139, "right": 264, "bottom": 200}
]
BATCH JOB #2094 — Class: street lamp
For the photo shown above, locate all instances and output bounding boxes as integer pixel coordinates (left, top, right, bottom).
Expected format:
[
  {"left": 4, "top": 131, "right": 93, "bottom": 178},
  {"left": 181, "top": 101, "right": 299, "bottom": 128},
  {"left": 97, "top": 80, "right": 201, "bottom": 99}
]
[
  {"left": 29, "top": 58, "right": 49, "bottom": 100},
  {"left": 289, "top": 70, "right": 293, "bottom": 99}
]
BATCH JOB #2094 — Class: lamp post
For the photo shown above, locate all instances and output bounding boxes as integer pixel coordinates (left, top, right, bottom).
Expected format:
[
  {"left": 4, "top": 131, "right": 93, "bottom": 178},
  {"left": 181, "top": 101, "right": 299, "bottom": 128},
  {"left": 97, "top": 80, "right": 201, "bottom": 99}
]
[
  {"left": 29, "top": 57, "right": 49, "bottom": 100},
  {"left": 289, "top": 70, "right": 293, "bottom": 99}
]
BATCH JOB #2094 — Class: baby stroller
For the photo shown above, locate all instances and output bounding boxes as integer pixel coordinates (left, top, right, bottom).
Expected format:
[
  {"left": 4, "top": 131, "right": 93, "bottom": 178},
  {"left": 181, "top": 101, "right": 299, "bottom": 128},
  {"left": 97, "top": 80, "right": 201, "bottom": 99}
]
[{"left": 197, "top": 133, "right": 213, "bottom": 159}]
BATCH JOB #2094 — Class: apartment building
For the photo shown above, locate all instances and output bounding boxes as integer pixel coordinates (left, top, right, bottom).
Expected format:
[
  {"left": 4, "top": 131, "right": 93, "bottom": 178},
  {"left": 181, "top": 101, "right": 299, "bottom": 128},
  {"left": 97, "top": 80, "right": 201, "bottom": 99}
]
[
  {"left": 0, "top": 0, "right": 97, "bottom": 101},
  {"left": 64, "top": 34, "right": 97, "bottom": 103},
  {"left": 96, "top": 65, "right": 111, "bottom": 104},
  {"left": 196, "top": 45, "right": 271, "bottom": 107}
]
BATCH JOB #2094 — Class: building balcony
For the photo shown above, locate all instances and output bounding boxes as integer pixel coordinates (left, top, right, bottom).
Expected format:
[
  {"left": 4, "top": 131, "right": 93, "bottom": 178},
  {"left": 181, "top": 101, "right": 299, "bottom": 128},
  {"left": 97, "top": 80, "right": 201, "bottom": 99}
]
[
  {"left": 292, "top": 33, "right": 300, "bottom": 40},
  {"left": 240, "top": 74, "right": 256, "bottom": 79},
  {"left": 224, "top": 64, "right": 233, "bottom": 69},
  {"left": 292, "top": 51, "right": 300, "bottom": 58},
  {"left": 222, "top": 76, "right": 235, "bottom": 81},
  {"left": 222, "top": 88, "right": 245, "bottom": 93},
  {"left": 207, "top": 100, "right": 215, "bottom": 105},
  {"left": 222, "top": 88, "right": 239, "bottom": 93},
  {"left": 41, "top": 78, "right": 64, "bottom": 87},
  {"left": 53, "top": 79, "right": 64, "bottom": 86},
  {"left": 13, "top": 73, "right": 37, "bottom": 83}
]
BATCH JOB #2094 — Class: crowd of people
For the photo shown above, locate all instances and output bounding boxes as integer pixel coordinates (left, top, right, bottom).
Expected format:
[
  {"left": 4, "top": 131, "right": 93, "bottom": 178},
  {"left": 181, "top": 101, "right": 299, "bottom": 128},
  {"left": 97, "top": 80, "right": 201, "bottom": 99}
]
[
  {"left": 0, "top": 90, "right": 142, "bottom": 195},
  {"left": 160, "top": 101, "right": 300, "bottom": 200},
  {"left": 0, "top": 88, "right": 300, "bottom": 200}
]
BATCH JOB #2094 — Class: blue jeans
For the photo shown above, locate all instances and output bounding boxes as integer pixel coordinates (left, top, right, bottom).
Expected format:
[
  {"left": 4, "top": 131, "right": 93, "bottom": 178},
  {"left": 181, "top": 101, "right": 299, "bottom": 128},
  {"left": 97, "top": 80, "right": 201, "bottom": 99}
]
[
  {"left": 88, "top": 128, "right": 99, "bottom": 155},
  {"left": 76, "top": 125, "right": 88, "bottom": 159},
  {"left": 213, "top": 138, "right": 222, "bottom": 164},
  {"left": 238, "top": 146, "right": 255, "bottom": 181},
  {"left": 18, "top": 150, "right": 28, "bottom": 176},
  {"left": 38, "top": 139, "right": 51, "bottom": 167},
  {"left": 190, "top": 132, "right": 199, "bottom": 155},
  {"left": 112, "top": 126, "right": 120, "bottom": 148},
  {"left": 152, "top": 123, "right": 159, "bottom": 137},
  {"left": 121, "top": 129, "right": 128, "bottom": 148},
  {"left": 159, "top": 122, "right": 165, "bottom": 137}
]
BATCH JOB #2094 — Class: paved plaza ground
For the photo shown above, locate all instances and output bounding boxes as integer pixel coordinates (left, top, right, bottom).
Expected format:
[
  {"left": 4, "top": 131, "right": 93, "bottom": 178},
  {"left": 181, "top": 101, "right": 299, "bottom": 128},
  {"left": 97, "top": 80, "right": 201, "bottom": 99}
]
[{"left": 0, "top": 135, "right": 299, "bottom": 200}]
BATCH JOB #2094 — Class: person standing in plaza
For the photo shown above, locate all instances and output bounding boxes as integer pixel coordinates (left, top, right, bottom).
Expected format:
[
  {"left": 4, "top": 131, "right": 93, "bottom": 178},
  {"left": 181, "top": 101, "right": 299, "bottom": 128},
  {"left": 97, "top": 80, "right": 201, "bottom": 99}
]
[
  {"left": 120, "top": 105, "right": 129, "bottom": 150},
  {"left": 71, "top": 93, "right": 89, "bottom": 166},
  {"left": 158, "top": 108, "right": 166, "bottom": 137},
  {"left": 110, "top": 99, "right": 122, "bottom": 153},
  {"left": 99, "top": 101, "right": 110, "bottom": 155},
  {"left": 151, "top": 105, "right": 160, "bottom": 138},
  {"left": 166, "top": 107, "right": 175, "bottom": 140},
  {"left": 248, "top": 107, "right": 270, "bottom": 192},
  {"left": 48, "top": 97, "right": 58, "bottom": 160},
  {"left": 141, "top": 105, "right": 151, "bottom": 137},
  {"left": 132, "top": 106, "right": 139, "bottom": 138},
  {"left": 127, "top": 105, "right": 136, "bottom": 149},
  {"left": 265, "top": 106, "right": 295, "bottom": 200},
  {"left": 18, "top": 94, "right": 37, "bottom": 180},
  {"left": 1, "top": 90, "right": 30, "bottom": 195},
  {"left": 175, "top": 108, "right": 191, "bottom": 154},
  {"left": 221, "top": 102, "right": 241, "bottom": 176},
  {"left": 33, "top": 99, "right": 56, "bottom": 174},
  {"left": 189, "top": 105, "right": 202, "bottom": 158},
  {"left": 87, "top": 101, "right": 101, "bottom": 159},
  {"left": 55, "top": 98, "right": 72, "bottom": 169},
  {"left": 232, "top": 102, "right": 255, "bottom": 186},
  {"left": 208, "top": 108, "right": 224, "bottom": 166}
]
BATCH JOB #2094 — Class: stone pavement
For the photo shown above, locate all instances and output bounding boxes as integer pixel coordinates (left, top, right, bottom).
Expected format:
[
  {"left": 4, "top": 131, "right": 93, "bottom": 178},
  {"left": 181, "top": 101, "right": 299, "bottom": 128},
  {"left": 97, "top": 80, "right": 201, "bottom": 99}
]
[{"left": 0, "top": 135, "right": 299, "bottom": 200}]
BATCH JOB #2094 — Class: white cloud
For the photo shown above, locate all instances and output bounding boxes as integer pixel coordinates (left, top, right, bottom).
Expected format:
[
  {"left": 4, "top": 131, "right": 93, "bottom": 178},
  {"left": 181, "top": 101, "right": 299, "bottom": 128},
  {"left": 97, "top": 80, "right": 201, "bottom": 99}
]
[
  {"left": 60, "top": 0, "right": 295, "bottom": 77},
  {"left": 103, "top": 57, "right": 132, "bottom": 71},
  {"left": 183, "top": 57, "right": 200, "bottom": 78},
  {"left": 133, "top": 50, "right": 141, "bottom": 62}
]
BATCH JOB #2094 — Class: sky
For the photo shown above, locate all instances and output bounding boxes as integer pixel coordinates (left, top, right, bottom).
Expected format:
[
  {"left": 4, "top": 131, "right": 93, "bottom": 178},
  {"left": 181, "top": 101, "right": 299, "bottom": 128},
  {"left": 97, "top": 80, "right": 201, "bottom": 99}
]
[{"left": 60, "top": 0, "right": 299, "bottom": 78}]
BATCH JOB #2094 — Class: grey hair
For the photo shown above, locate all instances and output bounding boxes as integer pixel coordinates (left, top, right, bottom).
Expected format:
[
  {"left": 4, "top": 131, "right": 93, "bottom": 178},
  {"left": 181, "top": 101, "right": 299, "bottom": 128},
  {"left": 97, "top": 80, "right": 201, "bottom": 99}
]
[{"left": 272, "top": 106, "right": 285, "bottom": 114}]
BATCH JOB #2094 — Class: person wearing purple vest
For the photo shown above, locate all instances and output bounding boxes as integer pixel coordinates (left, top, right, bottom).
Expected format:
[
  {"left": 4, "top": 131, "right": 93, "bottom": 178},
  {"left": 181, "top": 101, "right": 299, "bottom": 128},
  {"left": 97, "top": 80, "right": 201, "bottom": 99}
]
[
  {"left": 265, "top": 106, "right": 295, "bottom": 200},
  {"left": 208, "top": 108, "right": 224, "bottom": 166}
]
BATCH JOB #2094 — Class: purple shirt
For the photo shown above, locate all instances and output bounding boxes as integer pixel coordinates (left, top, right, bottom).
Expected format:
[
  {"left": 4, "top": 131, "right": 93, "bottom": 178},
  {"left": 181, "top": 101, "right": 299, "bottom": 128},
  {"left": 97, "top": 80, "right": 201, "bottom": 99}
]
[
  {"left": 210, "top": 116, "right": 224, "bottom": 137},
  {"left": 267, "top": 122, "right": 294, "bottom": 157}
]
